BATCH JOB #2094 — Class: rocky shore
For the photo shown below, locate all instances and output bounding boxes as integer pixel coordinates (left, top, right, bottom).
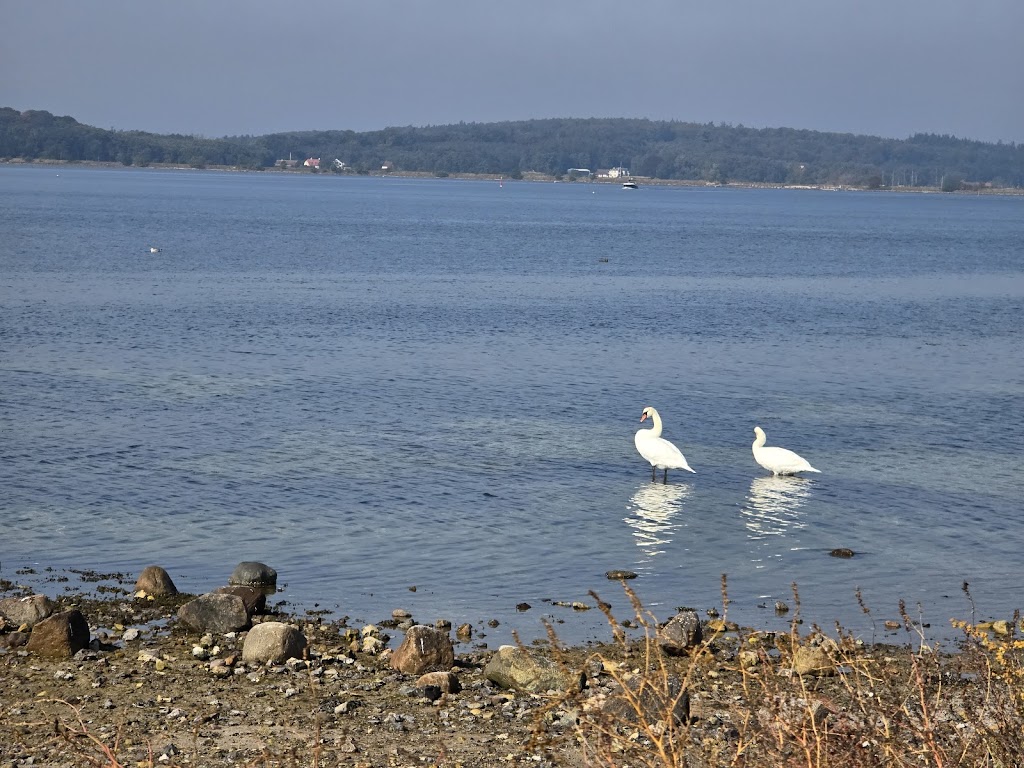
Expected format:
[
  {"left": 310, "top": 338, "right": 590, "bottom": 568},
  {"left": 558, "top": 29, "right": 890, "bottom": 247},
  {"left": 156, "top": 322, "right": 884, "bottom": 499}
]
[{"left": 2, "top": 564, "right": 1022, "bottom": 768}]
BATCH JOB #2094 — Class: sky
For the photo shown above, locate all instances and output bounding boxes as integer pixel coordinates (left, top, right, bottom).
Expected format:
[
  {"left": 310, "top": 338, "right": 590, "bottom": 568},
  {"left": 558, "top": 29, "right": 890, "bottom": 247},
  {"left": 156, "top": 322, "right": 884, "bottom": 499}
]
[{"left": 2, "top": 0, "right": 1022, "bottom": 144}]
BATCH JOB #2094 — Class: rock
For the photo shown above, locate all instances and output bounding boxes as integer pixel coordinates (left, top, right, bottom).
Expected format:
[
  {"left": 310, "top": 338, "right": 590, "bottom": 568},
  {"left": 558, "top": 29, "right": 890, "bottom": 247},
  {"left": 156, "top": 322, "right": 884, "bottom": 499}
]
[
  {"left": 658, "top": 610, "right": 703, "bottom": 655},
  {"left": 992, "top": 620, "right": 1010, "bottom": 636},
  {"left": 829, "top": 548, "right": 856, "bottom": 558},
  {"left": 214, "top": 586, "right": 266, "bottom": 616},
  {"left": 177, "top": 593, "right": 250, "bottom": 634},
  {"left": 0, "top": 631, "right": 30, "bottom": 649},
  {"left": 604, "top": 672, "right": 689, "bottom": 726},
  {"left": 774, "top": 601, "right": 790, "bottom": 614},
  {"left": 605, "top": 570, "right": 638, "bottom": 580},
  {"left": 792, "top": 645, "right": 835, "bottom": 676},
  {"left": 134, "top": 566, "right": 178, "bottom": 596},
  {"left": 416, "top": 671, "right": 461, "bottom": 695},
  {"left": 0, "top": 594, "right": 56, "bottom": 629},
  {"left": 455, "top": 623, "right": 473, "bottom": 641},
  {"left": 228, "top": 561, "right": 277, "bottom": 589},
  {"left": 483, "top": 645, "right": 585, "bottom": 693},
  {"left": 391, "top": 625, "right": 454, "bottom": 675},
  {"left": 241, "top": 622, "right": 307, "bottom": 664},
  {"left": 25, "top": 610, "right": 90, "bottom": 659}
]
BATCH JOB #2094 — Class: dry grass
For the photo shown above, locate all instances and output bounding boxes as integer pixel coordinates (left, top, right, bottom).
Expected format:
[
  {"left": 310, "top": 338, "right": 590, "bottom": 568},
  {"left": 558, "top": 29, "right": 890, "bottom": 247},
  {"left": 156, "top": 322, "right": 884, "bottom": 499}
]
[{"left": 533, "top": 579, "right": 1024, "bottom": 768}]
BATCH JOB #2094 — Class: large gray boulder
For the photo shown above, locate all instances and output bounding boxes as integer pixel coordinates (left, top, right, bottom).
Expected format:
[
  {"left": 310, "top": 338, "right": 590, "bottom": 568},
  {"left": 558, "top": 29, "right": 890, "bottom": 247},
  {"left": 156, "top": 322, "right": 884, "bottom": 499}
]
[
  {"left": 0, "top": 594, "right": 55, "bottom": 629},
  {"left": 241, "top": 622, "right": 307, "bottom": 664},
  {"left": 228, "top": 561, "right": 277, "bottom": 589},
  {"left": 484, "top": 645, "right": 585, "bottom": 693},
  {"left": 177, "top": 593, "right": 250, "bottom": 634}
]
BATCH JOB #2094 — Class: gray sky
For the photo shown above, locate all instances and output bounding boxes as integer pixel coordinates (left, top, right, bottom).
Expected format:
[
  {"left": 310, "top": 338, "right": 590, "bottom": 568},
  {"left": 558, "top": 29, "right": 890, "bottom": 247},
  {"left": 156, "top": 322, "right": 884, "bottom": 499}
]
[{"left": 2, "top": 0, "right": 1022, "bottom": 143}]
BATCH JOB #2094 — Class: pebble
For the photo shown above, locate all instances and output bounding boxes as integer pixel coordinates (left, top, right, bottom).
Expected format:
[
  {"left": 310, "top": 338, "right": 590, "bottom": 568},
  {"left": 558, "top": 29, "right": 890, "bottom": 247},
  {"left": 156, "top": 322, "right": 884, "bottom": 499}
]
[{"left": 122, "top": 628, "right": 140, "bottom": 642}]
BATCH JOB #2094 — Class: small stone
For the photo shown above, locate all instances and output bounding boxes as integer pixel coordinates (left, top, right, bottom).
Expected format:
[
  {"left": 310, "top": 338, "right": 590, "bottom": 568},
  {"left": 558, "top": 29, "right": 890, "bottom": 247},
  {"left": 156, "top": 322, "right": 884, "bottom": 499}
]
[
  {"left": 391, "top": 625, "right": 454, "bottom": 675},
  {"left": 134, "top": 566, "right": 178, "bottom": 597},
  {"left": 241, "top": 622, "right": 307, "bottom": 664},
  {"left": 122, "top": 628, "right": 140, "bottom": 642},
  {"left": 884, "top": 620, "right": 901, "bottom": 630},
  {"left": 774, "top": 601, "right": 789, "bottom": 614},
  {"left": 415, "top": 671, "right": 461, "bottom": 695},
  {"left": 456, "top": 623, "right": 473, "bottom": 641},
  {"left": 658, "top": 610, "right": 702, "bottom": 655},
  {"left": 392, "top": 609, "right": 412, "bottom": 619},
  {"left": 829, "top": 548, "right": 856, "bottom": 558},
  {"left": 516, "top": 603, "right": 531, "bottom": 612},
  {"left": 792, "top": 645, "right": 835, "bottom": 676},
  {"left": 992, "top": 620, "right": 1010, "bottom": 636}
]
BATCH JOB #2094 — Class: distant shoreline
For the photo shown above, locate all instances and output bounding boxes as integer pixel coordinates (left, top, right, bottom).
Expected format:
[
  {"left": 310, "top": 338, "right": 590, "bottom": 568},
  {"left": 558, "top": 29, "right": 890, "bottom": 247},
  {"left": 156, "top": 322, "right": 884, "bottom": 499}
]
[{"left": 5, "top": 157, "right": 1023, "bottom": 196}]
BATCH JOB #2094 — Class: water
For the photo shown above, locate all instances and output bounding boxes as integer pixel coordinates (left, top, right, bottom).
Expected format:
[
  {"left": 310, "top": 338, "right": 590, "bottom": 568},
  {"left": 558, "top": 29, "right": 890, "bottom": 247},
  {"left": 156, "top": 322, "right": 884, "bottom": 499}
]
[{"left": 2, "top": 166, "right": 1022, "bottom": 645}]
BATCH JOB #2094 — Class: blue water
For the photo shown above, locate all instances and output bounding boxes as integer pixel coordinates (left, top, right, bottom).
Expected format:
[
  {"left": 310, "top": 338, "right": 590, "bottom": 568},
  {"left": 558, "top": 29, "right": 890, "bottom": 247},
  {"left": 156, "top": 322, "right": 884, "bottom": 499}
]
[{"left": 2, "top": 165, "right": 1022, "bottom": 645}]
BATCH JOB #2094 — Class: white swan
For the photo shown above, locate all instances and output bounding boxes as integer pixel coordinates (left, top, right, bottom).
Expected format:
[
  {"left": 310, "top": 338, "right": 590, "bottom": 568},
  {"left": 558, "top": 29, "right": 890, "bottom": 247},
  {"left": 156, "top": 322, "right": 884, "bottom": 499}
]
[
  {"left": 751, "top": 426, "right": 820, "bottom": 475},
  {"left": 635, "top": 407, "right": 695, "bottom": 482},
  {"left": 149, "top": 246, "right": 160, "bottom": 253}
]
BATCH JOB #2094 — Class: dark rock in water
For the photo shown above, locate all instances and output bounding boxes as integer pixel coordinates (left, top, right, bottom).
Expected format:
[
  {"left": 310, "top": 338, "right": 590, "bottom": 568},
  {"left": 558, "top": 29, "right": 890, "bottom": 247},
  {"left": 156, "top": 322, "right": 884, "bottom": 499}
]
[
  {"left": 484, "top": 645, "right": 585, "bottom": 693},
  {"left": 455, "top": 623, "right": 473, "bottom": 641},
  {"left": 178, "top": 593, "right": 250, "bottom": 634},
  {"left": 658, "top": 610, "right": 703, "bottom": 655},
  {"left": 241, "top": 621, "right": 307, "bottom": 664},
  {"left": 829, "top": 548, "right": 856, "bottom": 558},
  {"left": 605, "top": 570, "right": 638, "bottom": 580},
  {"left": 775, "top": 601, "right": 790, "bottom": 614},
  {"left": 391, "top": 625, "right": 455, "bottom": 676},
  {"left": 25, "top": 610, "right": 90, "bottom": 659},
  {"left": 0, "top": 594, "right": 55, "bottom": 629},
  {"left": 135, "top": 565, "right": 178, "bottom": 596},
  {"left": 215, "top": 585, "right": 266, "bottom": 616},
  {"left": 605, "top": 673, "right": 690, "bottom": 726},
  {"left": 228, "top": 561, "right": 278, "bottom": 588},
  {"left": 516, "top": 602, "right": 531, "bottom": 612}
]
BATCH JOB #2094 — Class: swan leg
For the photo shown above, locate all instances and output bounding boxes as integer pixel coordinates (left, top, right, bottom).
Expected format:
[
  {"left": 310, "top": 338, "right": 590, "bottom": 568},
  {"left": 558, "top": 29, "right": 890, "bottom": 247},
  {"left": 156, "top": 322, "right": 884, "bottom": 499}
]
[
  {"left": 662, "top": 469, "right": 668, "bottom": 484},
  {"left": 651, "top": 465, "right": 656, "bottom": 481}
]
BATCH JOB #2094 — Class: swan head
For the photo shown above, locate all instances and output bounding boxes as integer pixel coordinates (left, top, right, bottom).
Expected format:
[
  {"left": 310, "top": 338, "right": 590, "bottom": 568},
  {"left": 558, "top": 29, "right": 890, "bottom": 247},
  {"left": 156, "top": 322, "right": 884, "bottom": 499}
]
[
  {"left": 640, "top": 406, "right": 655, "bottom": 423},
  {"left": 754, "top": 426, "right": 766, "bottom": 440}
]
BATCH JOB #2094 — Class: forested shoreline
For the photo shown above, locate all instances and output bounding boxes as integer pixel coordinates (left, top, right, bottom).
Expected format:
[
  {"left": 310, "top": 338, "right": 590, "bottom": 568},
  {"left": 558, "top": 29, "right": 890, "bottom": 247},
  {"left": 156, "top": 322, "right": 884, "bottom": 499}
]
[{"left": 3, "top": 107, "right": 1022, "bottom": 189}]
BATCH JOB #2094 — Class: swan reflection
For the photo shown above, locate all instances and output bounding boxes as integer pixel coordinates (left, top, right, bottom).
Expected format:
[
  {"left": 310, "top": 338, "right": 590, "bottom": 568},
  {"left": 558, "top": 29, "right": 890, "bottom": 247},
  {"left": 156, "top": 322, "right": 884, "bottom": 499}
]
[
  {"left": 742, "top": 476, "right": 812, "bottom": 566},
  {"left": 625, "top": 483, "right": 690, "bottom": 557}
]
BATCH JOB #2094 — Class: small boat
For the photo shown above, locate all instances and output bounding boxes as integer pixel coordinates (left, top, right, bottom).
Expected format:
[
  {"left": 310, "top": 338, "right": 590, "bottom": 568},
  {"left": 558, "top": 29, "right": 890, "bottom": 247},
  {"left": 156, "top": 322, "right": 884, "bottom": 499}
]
[{"left": 622, "top": 180, "right": 638, "bottom": 190}]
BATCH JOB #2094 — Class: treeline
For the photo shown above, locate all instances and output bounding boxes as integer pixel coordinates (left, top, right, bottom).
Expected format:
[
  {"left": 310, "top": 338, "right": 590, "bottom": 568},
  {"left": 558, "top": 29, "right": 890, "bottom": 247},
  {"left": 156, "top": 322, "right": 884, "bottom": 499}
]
[{"left": 2, "top": 107, "right": 1022, "bottom": 188}]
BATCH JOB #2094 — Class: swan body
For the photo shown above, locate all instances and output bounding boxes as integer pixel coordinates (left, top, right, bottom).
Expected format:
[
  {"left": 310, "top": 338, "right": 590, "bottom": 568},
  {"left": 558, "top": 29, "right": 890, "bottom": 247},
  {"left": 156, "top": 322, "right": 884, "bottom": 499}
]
[
  {"left": 635, "top": 406, "right": 695, "bottom": 482},
  {"left": 752, "top": 426, "right": 820, "bottom": 475}
]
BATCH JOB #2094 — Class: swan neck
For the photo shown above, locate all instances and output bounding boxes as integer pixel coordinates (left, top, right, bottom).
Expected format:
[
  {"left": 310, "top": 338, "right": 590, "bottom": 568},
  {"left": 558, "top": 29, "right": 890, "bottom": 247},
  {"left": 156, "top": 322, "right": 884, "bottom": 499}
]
[
  {"left": 648, "top": 410, "right": 663, "bottom": 437},
  {"left": 753, "top": 430, "right": 766, "bottom": 449}
]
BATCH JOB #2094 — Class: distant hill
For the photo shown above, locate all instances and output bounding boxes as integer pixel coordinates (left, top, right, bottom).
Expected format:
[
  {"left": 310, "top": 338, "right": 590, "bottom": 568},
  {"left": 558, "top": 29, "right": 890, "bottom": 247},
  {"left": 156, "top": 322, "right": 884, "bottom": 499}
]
[{"left": 2, "top": 107, "right": 1021, "bottom": 189}]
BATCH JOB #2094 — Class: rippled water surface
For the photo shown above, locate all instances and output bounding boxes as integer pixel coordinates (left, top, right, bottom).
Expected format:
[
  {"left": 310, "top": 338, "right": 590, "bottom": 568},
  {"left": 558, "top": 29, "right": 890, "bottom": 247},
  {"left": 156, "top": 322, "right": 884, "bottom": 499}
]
[{"left": 2, "top": 166, "right": 1022, "bottom": 644}]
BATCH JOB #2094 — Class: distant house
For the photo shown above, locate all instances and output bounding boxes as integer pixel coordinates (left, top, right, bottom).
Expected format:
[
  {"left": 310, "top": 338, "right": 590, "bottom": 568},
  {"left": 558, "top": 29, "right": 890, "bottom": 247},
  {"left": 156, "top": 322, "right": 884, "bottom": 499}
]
[
  {"left": 277, "top": 158, "right": 299, "bottom": 168},
  {"left": 333, "top": 159, "right": 346, "bottom": 170},
  {"left": 381, "top": 161, "right": 394, "bottom": 171},
  {"left": 303, "top": 157, "right": 321, "bottom": 169},
  {"left": 607, "top": 166, "right": 629, "bottom": 179}
]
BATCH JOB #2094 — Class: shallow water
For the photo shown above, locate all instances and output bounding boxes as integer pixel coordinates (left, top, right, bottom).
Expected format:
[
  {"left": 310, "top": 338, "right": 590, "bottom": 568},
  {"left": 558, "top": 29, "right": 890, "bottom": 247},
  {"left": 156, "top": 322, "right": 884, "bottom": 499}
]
[{"left": 2, "top": 166, "right": 1022, "bottom": 644}]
